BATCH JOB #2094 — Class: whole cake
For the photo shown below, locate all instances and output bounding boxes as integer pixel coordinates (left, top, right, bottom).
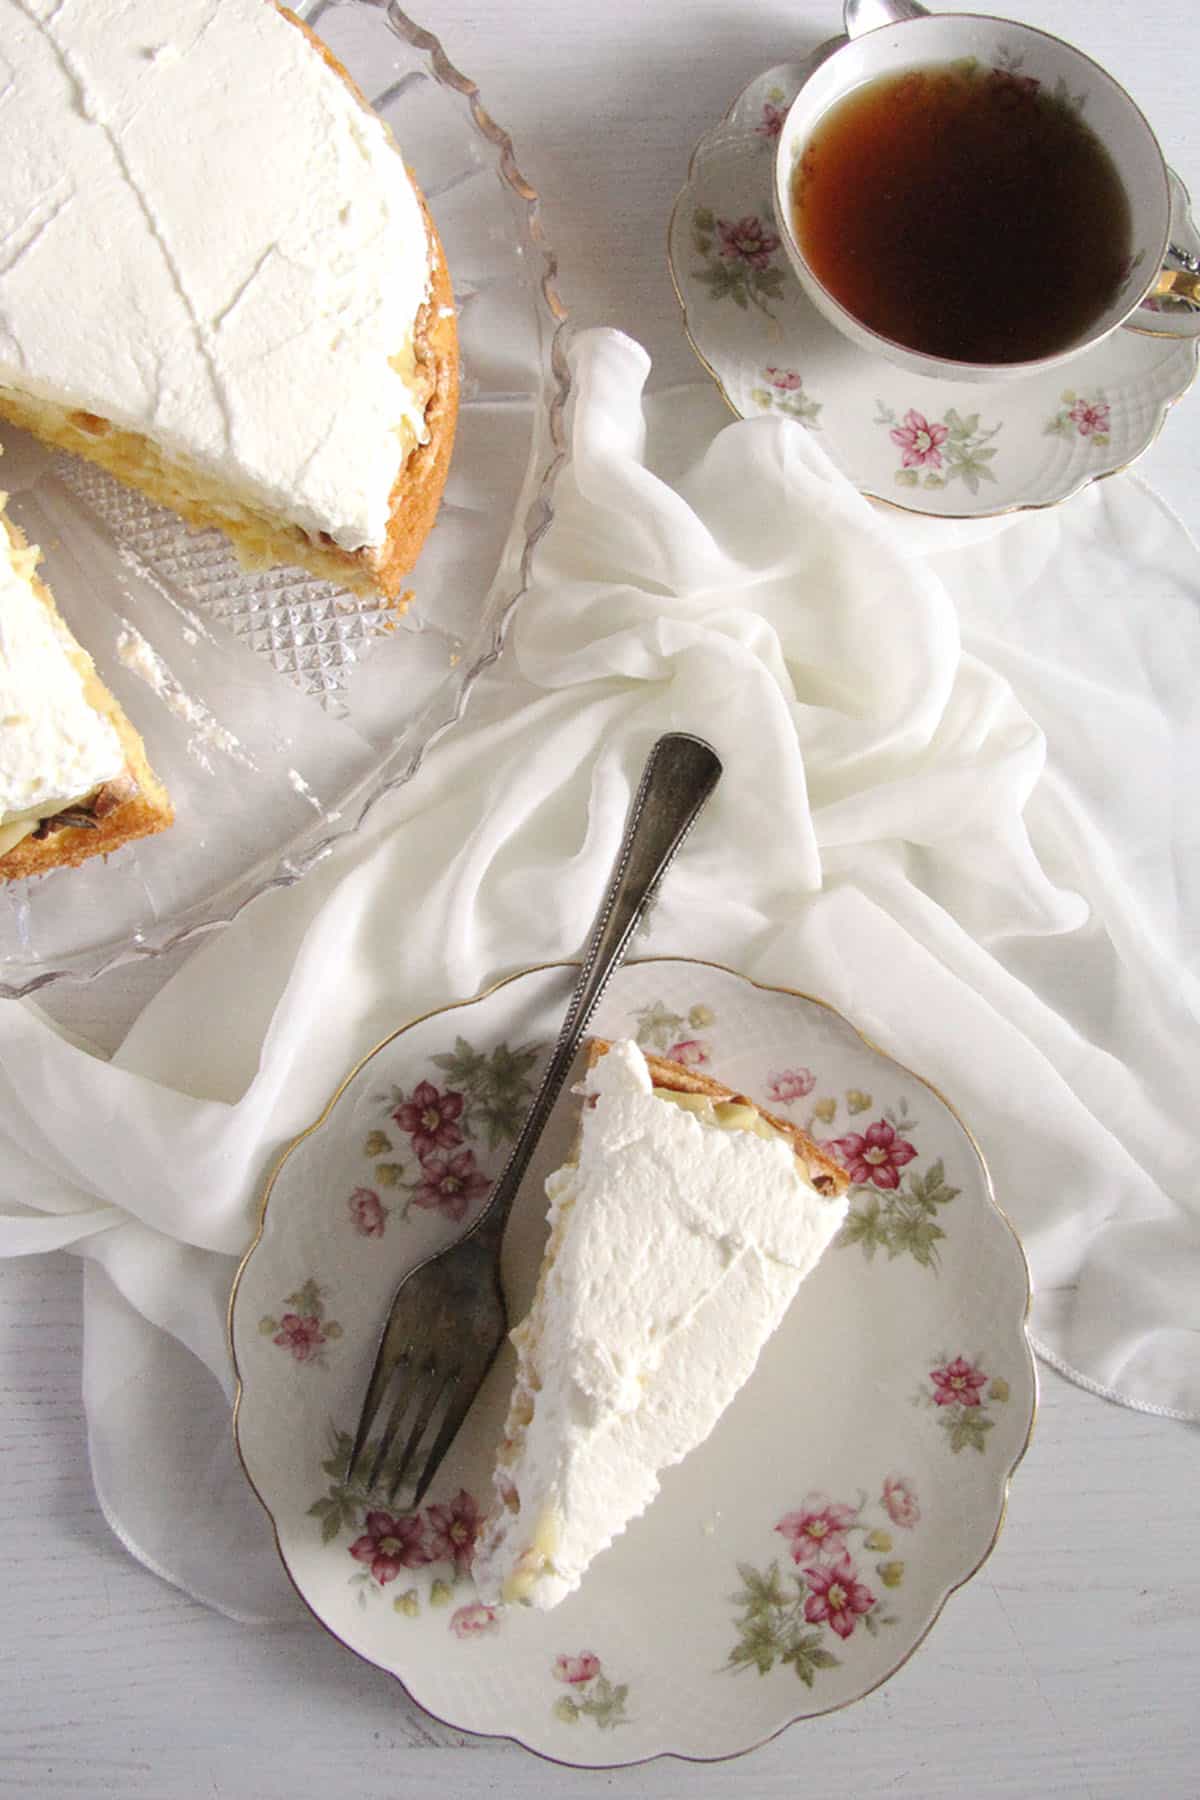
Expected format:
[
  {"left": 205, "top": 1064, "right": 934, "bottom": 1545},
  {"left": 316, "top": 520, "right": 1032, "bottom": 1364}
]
[
  {"left": 0, "top": 0, "right": 458, "bottom": 601},
  {"left": 0, "top": 501, "right": 171, "bottom": 879},
  {"left": 472, "top": 1038, "right": 850, "bottom": 1611}
]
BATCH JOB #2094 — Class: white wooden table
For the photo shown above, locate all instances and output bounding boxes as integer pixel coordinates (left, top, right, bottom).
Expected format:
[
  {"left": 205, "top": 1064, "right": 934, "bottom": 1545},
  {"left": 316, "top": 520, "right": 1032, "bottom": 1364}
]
[{"left": 3, "top": 2, "right": 1198, "bottom": 1794}]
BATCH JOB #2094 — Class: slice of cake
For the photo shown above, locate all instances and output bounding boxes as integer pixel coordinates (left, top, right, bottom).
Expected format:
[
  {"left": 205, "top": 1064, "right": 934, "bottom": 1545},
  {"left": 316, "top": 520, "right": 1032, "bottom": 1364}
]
[
  {"left": 0, "top": 0, "right": 458, "bottom": 602},
  {"left": 0, "top": 503, "right": 172, "bottom": 880},
  {"left": 472, "top": 1038, "right": 850, "bottom": 1610}
]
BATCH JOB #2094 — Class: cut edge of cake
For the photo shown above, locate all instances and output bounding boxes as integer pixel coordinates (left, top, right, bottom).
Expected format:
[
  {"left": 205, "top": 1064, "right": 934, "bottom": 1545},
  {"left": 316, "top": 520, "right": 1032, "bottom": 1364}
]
[
  {"left": 596, "top": 1038, "right": 850, "bottom": 1198},
  {"left": 0, "top": 507, "right": 173, "bottom": 882}
]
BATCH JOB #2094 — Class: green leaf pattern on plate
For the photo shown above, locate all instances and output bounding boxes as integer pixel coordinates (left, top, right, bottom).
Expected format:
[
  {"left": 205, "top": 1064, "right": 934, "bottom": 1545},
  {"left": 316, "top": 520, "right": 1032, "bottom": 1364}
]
[{"left": 727, "top": 1478, "right": 918, "bottom": 1686}]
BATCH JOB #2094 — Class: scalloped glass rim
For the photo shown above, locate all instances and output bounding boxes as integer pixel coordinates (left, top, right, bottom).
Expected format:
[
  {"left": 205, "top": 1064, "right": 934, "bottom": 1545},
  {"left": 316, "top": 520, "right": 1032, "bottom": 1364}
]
[{"left": 0, "top": 0, "right": 570, "bottom": 999}]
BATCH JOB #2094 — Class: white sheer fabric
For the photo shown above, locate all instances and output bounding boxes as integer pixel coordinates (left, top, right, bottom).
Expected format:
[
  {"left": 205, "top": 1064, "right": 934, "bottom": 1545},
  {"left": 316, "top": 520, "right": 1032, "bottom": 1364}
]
[{"left": 1, "top": 329, "right": 1196, "bottom": 1620}]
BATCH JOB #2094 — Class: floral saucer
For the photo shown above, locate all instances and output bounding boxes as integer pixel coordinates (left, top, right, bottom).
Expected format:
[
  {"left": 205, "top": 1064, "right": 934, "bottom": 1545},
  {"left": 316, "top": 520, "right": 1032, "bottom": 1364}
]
[
  {"left": 669, "top": 52, "right": 1200, "bottom": 518},
  {"left": 230, "top": 958, "right": 1035, "bottom": 1767}
]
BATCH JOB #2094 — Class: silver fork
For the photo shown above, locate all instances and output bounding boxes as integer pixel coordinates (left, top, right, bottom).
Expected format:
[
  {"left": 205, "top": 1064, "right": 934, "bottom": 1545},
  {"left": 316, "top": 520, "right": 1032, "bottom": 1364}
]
[{"left": 345, "top": 732, "right": 724, "bottom": 1504}]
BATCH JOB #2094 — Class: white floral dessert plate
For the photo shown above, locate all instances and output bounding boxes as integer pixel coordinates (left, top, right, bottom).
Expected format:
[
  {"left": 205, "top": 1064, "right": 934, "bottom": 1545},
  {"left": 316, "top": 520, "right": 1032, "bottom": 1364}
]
[
  {"left": 669, "top": 49, "right": 1200, "bottom": 519},
  {"left": 231, "top": 957, "right": 1035, "bottom": 1767}
]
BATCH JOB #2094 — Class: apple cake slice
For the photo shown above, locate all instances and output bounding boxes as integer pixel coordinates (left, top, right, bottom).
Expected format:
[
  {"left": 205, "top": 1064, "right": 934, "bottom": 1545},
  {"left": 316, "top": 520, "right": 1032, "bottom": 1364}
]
[
  {"left": 472, "top": 1037, "right": 849, "bottom": 1610},
  {"left": 0, "top": 504, "right": 171, "bottom": 881}
]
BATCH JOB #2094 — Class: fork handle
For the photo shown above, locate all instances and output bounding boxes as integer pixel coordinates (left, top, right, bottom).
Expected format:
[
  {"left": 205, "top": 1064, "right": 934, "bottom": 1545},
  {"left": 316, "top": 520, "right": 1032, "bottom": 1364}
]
[{"left": 469, "top": 732, "right": 723, "bottom": 1244}]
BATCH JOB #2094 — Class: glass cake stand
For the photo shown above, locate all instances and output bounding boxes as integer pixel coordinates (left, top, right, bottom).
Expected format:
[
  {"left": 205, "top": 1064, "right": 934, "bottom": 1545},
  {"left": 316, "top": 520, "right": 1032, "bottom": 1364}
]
[{"left": 0, "top": 0, "right": 570, "bottom": 998}]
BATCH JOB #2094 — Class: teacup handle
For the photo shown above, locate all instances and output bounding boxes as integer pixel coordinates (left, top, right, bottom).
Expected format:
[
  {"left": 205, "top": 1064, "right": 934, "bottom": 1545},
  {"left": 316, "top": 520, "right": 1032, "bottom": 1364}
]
[
  {"left": 1153, "top": 268, "right": 1200, "bottom": 304},
  {"left": 1124, "top": 262, "right": 1200, "bottom": 338}
]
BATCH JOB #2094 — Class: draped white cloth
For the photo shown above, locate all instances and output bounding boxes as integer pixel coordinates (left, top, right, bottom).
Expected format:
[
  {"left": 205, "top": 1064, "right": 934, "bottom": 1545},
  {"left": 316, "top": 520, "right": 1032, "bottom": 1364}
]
[{"left": 1, "top": 328, "right": 1196, "bottom": 1621}]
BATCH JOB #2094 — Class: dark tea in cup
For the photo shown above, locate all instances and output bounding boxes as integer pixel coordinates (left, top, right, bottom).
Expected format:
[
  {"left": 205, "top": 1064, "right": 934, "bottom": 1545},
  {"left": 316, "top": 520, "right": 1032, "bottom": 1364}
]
[{"left": 790, "top": 61, "right": 1133, "bottom": 365}]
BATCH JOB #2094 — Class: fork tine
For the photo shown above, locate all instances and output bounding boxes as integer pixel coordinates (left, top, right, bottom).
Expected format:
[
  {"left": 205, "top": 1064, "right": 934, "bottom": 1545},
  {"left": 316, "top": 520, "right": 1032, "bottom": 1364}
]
[
  {"left": 347, "top": 1342, "right": 403, "bottom": 1486},
  {"left": 361, "top": 1353, "right": 417, "bottom": 1490},
  {"left": 367, "top": 1353, "right": 431, "bottom": 1490},
  {"left": 388, "top": 1365, "right": 456, "bottom": 1503},
  {"left": 411, "top": 1366, "right": 485, "bottom": 1508}
]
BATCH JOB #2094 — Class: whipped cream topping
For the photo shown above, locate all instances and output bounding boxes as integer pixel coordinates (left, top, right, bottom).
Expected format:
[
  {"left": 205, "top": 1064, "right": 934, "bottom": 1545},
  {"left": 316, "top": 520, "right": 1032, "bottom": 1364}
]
[
  {"left": 0, "top": 0, "right": 433, "bottom": 551},
  {"left": 472, "top": 1040, "right": 848, "bottom": 1610},
  {"left": 0, "top": 513, "right": 124, "bottom": 829}
]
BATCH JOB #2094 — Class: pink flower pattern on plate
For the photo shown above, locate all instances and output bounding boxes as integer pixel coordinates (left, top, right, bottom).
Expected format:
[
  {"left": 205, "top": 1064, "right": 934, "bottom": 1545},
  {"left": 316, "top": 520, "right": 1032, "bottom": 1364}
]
[
  {"left": 348, "top": 1186, "right": 388, "bottom": 1238},
  {"left": 765, "top": 366, "right": 805, "bottom": 392},
  {"left": 930, "top": 1356, "right": 988, "bottom": 1407},
  {"left": 890, "top": 409, "right": 949, "bottom": 470},
  {"left": 260, "top": 1278, "right": 341, "bottom": 1366},
  {"left": 359, "top": 1039, "right": 540, "bottom": 1238},
  {"left": 554, "top": 1652, "right": 602, "bottom": 1686},
  {"left": 1045, "top": 389, "right": 1112, "bottom": 448},
  {"left": 881, "top": 1475, "right": 921, "bottom": 1529},
  {"left": 802, "top": 1553, "right": 877, "bottom": 1640},
  {"left": 923, "top": 1353, "right": 1009, "bottom": 1451},
  {"left": 392, "top": 1081, "right": 465, "bottom": 1158},
  {"left": 756, "top": 101, "right": 787, "bottom": 140},
  {"left": 730, "top": 1477, "right": 914, "bottom": 1682},
  {"left": 450, "top": 1601, "right": 500, "bottom": 1639},
  {"left": 273, "top": 1313, "right": 326, "bottom": 1363},
  {"left": 412, "top": 1148, "right": 491, "bottom": 1222},
  {"left": 828, "top": 1118, "right": 918, "bottom": 1190},
  {"left": 349, "top": 1510, "right": 430, "bottom": 1586},
  {"left": 424, "top": 1489, "right": 480, "bottom": 1579},
  {"left": 1068, "top": 397, "right": 1111, "bottom": 438},
  {"left": 310, "top": 1452, "right": 490, "bottom": 1620},
  {"left": 717, "top": 215, "right": 780, "bottom": 272},
  {"left": 776, "top": 1494, "right": 858, "bottom": 1566},
  {"left": 878, "top": 403, "right": 1002, "bottom": 494},
  {"left": 692, "top": 212, "right": 786, "bottom": 319},
  {"left": 767, "top": 1067, "right": 815, "bottom": 1104},
  {"left": 666, "top": 1038, "right": 709, "bottom": 1068}
]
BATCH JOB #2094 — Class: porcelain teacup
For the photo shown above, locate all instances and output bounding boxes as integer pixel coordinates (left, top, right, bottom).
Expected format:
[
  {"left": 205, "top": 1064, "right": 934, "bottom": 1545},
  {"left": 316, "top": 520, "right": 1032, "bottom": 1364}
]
[{"left": 773, "top": 7, "right": 1200, "bottom": 383}]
